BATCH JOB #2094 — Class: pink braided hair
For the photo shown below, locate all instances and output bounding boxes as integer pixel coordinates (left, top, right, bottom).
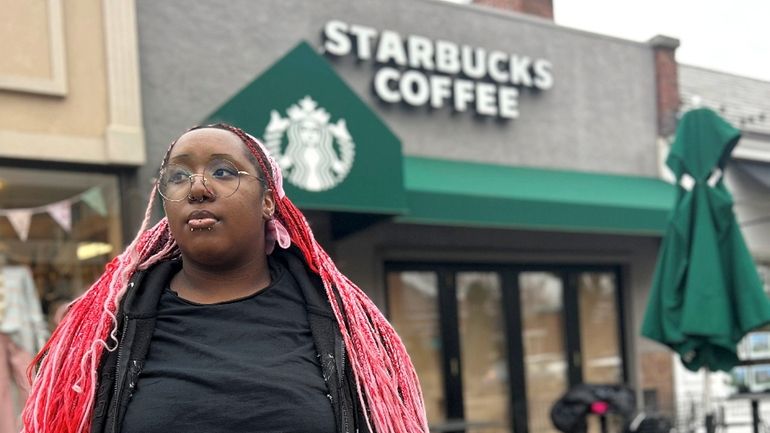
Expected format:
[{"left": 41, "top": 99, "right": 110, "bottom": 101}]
[{"left": 22, "top": 124, "right": 428, "bottom": 433}]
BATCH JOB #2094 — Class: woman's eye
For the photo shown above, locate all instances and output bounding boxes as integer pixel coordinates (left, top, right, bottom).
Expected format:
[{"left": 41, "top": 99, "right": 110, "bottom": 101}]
[
  {"left": 167, "top": 170, "right": 189, "bottom": 184},
  {"left": 210, "top": 166, "right": 238, "bottom": 178}
]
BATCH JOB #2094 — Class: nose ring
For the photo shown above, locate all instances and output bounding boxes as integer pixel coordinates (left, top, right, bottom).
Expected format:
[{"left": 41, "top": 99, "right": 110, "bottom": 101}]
[{"left": 187, "top": 175, "right": 213, "bottom": 202}]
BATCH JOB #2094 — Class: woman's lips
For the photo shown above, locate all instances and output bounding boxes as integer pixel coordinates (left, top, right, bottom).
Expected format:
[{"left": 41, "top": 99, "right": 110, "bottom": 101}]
[
  {"left": 188, "top": 218, "right": 217, "bottom": 229},
  {"left": 187, "top": 210, "right": 218, "bottom": 229}
]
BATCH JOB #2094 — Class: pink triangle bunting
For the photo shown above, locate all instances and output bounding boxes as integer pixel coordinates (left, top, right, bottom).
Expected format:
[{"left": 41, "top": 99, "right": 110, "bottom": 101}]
[
  {"left": 7, "top": 209, "right": 33, "bottom": 242},
  {"left": 47, "top": 200, "right": 72, "bottom": 232}
]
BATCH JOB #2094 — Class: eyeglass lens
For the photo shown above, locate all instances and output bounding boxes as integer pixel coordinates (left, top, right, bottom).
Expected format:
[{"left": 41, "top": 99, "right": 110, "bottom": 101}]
[{"left": 159, "top": 159, "right": 242, "bottom": 201}]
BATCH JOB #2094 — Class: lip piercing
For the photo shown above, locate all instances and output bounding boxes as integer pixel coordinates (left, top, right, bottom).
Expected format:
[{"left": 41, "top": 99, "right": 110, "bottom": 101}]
[{"left": 189, "top": 227, "right": 213, "bottom": 232}]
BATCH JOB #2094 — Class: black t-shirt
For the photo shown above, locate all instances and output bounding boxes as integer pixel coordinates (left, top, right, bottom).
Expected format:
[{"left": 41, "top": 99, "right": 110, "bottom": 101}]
[{"left": 121, "top": 259, "right": 336, "bottom": 433}]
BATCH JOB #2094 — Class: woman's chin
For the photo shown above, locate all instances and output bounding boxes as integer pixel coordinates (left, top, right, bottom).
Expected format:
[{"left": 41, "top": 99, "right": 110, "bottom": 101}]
[{"left": 180, "top": 246, "right": 233, "bottom": 267}]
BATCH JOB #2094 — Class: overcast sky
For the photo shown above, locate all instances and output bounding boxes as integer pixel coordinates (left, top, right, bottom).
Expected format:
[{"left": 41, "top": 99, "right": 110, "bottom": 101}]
[{"left": 552, "top": 0, "right": 770, "bottom": 81}]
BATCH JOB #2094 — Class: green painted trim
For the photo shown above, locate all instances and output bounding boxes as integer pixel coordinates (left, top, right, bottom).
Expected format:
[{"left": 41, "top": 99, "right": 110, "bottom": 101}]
[{"left": 399, "top": 156, "right": 675, "bottom": 235}]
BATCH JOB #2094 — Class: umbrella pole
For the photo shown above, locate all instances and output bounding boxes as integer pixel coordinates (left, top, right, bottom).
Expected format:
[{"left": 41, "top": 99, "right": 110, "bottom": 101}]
[{"left": 704, "top": 367, "right": 716, "bottom": 433}]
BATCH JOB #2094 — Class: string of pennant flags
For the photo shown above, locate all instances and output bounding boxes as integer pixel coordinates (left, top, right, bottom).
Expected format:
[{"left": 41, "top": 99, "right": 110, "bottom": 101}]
[{"left": 0, "top": 187, "right": 107, "bottom": 242}]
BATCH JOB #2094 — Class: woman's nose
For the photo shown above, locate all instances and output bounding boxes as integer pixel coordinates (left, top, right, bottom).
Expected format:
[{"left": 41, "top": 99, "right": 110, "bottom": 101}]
[{"left": 187, "top": 174, "right": 214, "bottom": 201}]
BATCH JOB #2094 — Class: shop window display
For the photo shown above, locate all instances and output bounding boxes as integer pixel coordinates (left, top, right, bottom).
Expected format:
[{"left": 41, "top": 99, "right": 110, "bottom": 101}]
[
  {"left": 0, "top": 167, "right": 122, "bottom": 428},
  {"left": 0, "top": 167, "right": 122, "bottom": 326}
]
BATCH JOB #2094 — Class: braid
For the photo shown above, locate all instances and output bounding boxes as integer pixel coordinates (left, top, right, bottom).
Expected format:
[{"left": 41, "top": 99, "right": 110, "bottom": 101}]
[{"left": 22, "top": 191, "right": 179, "bottom": 433}]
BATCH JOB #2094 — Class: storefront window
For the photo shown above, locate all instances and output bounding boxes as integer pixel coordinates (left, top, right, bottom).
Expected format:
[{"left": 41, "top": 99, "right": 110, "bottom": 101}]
[
  {"left": 457, "top": 272, "right": 509, "bottom": 433},
  {"left": 387, "top": 271, "right": 445, "bottom": 426},
  {"left": 0, "top": 166, "right": 122, "bottom": 330},
  {"left": 520, "top": 271, "right": 567, "bottom": 433},
  {"left": 578, "top": 272, "right": 622, "bottom": 383}
]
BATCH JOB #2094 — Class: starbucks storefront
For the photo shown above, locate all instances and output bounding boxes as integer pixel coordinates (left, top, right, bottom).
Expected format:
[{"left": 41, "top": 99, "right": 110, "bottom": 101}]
[{"left": 135, "top": 1, "right": 673, "bottom": 431}]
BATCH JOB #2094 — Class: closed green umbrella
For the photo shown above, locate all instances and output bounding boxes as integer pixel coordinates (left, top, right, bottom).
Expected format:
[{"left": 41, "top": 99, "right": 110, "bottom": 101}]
[{"left": 642, "top": 107, "right": 770, "bottom": 372}]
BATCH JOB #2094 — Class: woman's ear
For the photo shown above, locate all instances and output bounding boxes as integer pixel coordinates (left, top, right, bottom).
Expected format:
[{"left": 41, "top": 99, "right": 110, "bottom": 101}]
[{"left": 262, "top": 189, "right": 275, "bottom": 220}]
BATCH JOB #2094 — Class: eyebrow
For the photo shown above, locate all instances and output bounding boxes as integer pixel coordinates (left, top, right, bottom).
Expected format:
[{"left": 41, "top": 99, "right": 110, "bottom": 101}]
[
  {"left": 211, "top": 153, "right": 238, "bottom": 161},
  {"left": 168, "top": 154, "right": 190, "bottom": 164},
  {"left": 168, "top": 153, "right": 242, "bottom": 165}
]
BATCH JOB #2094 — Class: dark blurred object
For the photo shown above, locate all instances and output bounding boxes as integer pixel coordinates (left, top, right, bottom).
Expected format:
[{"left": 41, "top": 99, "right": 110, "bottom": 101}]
[{"left": 551, "top": 384, "right": 636, "bottom": 433}]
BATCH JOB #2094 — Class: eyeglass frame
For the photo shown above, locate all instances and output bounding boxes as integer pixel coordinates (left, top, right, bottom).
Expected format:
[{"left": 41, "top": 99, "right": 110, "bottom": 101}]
[{"left": 156, "top": 159, "right": 265, "bottom": 202}]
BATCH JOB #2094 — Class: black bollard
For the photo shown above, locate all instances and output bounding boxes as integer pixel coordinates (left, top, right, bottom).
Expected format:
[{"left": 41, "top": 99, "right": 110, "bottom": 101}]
[{"left": 705, "top": 413, "right": 716, "bottom": 433}]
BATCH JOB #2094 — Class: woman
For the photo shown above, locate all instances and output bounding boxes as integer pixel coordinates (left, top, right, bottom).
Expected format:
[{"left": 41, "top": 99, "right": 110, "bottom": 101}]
[{"left": 22, "top": 124, "right": 428, "bottom": 433}]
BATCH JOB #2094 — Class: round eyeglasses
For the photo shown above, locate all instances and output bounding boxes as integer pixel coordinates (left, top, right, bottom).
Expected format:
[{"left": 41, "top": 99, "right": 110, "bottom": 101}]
[{"left": 157, "top": 159, "right": 262, "bottom": 202}]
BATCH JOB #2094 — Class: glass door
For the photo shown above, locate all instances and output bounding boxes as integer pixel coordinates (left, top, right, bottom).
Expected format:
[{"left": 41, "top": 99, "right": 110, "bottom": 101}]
[
  {"left": 578, "top": 272, "right": 623, "bottom": 384},
  {"left": 386, "top": 264, "right": 625, "bottom": 433},
  {"left": 576, "top": 271, "right": 625, "bottom": 433},
  {"left": 519, "top": 272, "right": 568, "bottom": 433},
  {"left": 457, "top": 272, "right": 509, "bottom": 433},
  {"left": 387, "top": 271, "right": 446, "bottom": 426},
  {"left": 518, "top": 270, "right": 625, "bottom": 433}
]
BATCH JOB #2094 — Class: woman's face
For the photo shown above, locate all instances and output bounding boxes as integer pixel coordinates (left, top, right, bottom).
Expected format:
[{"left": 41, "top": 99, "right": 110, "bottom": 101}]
[{"left": 162, "top": 128, "right": 274, "bottom": 268}]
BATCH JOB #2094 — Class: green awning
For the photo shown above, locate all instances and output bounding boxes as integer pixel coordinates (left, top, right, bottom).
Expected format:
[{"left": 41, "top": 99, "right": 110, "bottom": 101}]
[
  {"left": 400, "top": 156, "right": 676, "bottom": 235},
  {"left": 204, "top": 42, "right": 407, "bottom": 216}
]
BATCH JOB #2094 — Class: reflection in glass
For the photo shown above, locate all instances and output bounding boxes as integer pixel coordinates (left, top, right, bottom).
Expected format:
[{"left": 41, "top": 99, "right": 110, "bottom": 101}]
[
  {"left": 457, "top": 272, "right": 509, "bottom": 433},
  {"left": 387, "top": 272, "right": 445, "bottom": 425},
  {"left": 578, "top": 272, "right": 622, "bottom": 384},
  {"left": 578, "top": 273, "right": 623, "bottom": 433},
  {"left": 520, "top": 272, "right": 566, "bottom": 433}
]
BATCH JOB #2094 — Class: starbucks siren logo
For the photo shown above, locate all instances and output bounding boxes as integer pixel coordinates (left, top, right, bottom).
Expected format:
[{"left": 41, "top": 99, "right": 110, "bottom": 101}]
[{"left": 264, "top": 96, "right": 355, "bottom": 192}]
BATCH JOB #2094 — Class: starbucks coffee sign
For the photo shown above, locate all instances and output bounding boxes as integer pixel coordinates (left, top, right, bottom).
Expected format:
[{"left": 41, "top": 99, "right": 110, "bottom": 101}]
[
  {"left": 323, "top": 20, "right": 554, "bottom": 119},
  {"left": 265, "top": 96, "right": 355, "bottom": 192}
]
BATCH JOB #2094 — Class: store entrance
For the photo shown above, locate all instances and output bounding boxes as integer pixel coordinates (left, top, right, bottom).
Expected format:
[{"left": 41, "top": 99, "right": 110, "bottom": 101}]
[{"left": 386, "top": 263, "right": 627, "bottom": 433}]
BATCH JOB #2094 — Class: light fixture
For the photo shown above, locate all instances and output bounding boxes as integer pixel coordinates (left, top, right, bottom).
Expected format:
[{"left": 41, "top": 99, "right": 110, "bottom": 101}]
[{"left": 77, "top": 242, "right": 113, "bottom": 260}]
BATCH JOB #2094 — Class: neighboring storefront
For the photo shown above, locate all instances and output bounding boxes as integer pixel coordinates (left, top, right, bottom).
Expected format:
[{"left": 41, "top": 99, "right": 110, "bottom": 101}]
[
  {"left": 133, "top": 1, "right": 679, "bottom": 432},
  {"left": 0, "top": 0, "right": 143, "bottom": 410}
]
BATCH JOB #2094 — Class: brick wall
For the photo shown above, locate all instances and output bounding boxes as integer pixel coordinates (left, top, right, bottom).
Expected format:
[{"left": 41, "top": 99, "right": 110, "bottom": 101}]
[
  {"left": 650, "top": 36, "right": 681, "bottom": 137},
  {"left": 641, "top": 351, "right": 676, "bottom": 415},
  {"left": 474, "top": 0, "right": 554, "bottom": 20}
]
